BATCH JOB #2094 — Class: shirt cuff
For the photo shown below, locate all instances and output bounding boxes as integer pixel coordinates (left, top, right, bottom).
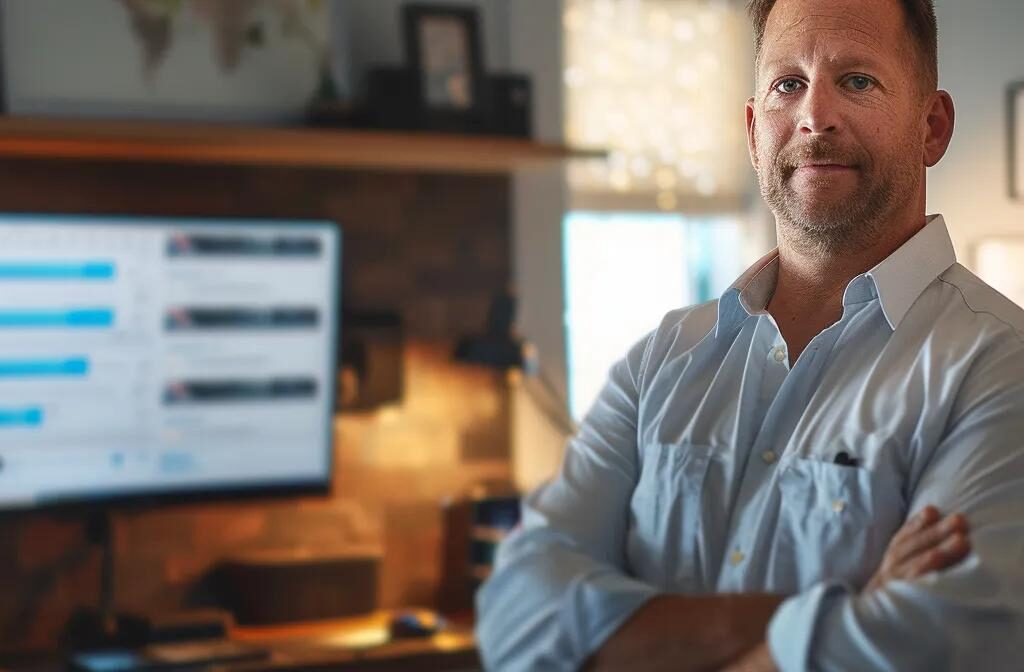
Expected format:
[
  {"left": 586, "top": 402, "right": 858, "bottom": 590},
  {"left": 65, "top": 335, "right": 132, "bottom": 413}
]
[
  {"left": 563, "top": 568, "right": 660, "bottom": 663},
  {"left": 768, "top": 582, "right": 850, "bottom": 672}
]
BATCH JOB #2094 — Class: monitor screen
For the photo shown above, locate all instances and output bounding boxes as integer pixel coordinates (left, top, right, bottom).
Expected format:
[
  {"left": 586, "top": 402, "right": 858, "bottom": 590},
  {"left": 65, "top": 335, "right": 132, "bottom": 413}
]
[{"left": 0, "top": 214, "right": 341, "bottom": 509}]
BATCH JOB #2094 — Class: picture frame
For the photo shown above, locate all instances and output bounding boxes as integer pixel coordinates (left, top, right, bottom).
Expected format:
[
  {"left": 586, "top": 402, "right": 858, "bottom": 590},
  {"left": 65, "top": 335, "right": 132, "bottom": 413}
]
[
  {"left": 402, "top": 3, "right": 485, "bottom": 132},
  {"left": 1008, "top": 81, "right": 1024, "bottom": 199}
]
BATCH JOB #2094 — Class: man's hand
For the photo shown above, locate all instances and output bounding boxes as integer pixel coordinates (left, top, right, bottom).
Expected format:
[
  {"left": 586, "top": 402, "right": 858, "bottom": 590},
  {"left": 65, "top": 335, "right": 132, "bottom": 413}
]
[
  {"left": 864, "top": 505, "right": 971, "bottom": 592},
  {"left": 722, "top": 506, "right": 972, "bottom": 672}
]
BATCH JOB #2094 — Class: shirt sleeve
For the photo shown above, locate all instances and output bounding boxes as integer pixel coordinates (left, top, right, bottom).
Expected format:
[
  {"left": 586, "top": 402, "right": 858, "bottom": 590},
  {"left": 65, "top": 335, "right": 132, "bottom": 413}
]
[
  {"left": 475, "top": 331, "right": 660, "bottom": 671},
  {"left": 767, "top": 344, "right": 1024, "bottom": 671}
]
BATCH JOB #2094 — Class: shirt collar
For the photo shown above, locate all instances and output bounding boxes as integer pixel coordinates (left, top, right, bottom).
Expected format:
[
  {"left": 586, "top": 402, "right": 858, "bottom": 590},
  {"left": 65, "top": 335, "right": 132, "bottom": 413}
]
[
  {"left": 716, "top": 214, "right": 956, "bottom": 335},
  {"left": 716, "top": 248, "right": 779, "bottom": 336},
  {"left": 866, "top": 214, "right": 957, "bottom": 330}
]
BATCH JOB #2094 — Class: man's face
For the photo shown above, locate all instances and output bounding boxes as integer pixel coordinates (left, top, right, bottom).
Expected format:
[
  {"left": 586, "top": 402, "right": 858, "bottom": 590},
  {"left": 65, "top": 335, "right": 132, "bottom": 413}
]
[{"left": 746, "top": 0, "right": 928, "bottom": 251}]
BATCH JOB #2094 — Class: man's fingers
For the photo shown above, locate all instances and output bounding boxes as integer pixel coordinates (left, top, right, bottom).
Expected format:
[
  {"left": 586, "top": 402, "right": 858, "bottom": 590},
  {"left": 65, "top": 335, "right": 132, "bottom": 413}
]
[
  {"left": 866, "top": 507, "right": 972, "bottom": 593},
  {"left": 905, "top": 532, "right": 971, "bottom": 578},
  {"left": 891, "top": 506, "right": 941, "bottom": 545},
  {"left": 916, "top": 505, "right": 941, "bottom": 527},
  {"left": 891, "top": 512, "right": 968, "bottom": 565}
]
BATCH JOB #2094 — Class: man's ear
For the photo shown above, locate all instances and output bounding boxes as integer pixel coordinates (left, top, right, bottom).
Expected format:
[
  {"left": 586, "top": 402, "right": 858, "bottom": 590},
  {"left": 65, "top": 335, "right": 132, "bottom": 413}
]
[
  {"left": 923, "top": 90, "right": 955, "bottom": 168},
  {"left": 745, "top": 97, "right": 759, "bottom": 169}
]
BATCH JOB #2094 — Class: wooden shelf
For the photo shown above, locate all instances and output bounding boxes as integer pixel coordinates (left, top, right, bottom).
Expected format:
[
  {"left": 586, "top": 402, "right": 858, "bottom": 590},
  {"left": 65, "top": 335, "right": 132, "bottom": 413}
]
[{"left": 0, "top": 117, "right": 604, "bottom": 175}]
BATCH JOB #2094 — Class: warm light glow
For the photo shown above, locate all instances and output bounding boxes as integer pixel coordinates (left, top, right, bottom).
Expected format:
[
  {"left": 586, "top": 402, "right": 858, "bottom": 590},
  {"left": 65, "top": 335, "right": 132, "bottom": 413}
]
[
  {"left": 656, "top": 190, "right": 678, "bottom": 210},
  {"left": 564, "top": 0, "right": 751, "bottom": 205}
]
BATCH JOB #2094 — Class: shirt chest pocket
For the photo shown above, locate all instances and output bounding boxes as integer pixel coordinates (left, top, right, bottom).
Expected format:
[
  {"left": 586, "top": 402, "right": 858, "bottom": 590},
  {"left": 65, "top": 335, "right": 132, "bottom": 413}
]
[
  {"left": 772, "top": 456, "right": 905, "bottom": 591},
  {"left": 627, "top": 442, "right": 714, "bottom": 591}
]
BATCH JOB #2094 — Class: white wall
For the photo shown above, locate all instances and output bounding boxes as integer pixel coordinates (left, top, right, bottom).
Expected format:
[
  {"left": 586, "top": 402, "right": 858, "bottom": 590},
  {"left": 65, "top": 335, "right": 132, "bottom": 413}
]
[
  {"left": 506, "top": 0, "right": 576, "bottom": 491},
  {"left": 929, "top": 0, "right": 1024, "bottom": 262}
]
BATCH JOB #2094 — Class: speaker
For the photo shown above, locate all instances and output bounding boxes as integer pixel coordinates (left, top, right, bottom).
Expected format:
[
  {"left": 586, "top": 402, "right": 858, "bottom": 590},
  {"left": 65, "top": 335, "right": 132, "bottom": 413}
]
[
  {"left": 484, "top": 74, "right": 533, "bottom": 138},
  {"left": 364, "top": 67, "right": 420, "bottom": 131},
  {"left": 438, "top": 493, "right": 520, "bottom": 613},
  {"left": 217, "top": 549, "right": 381, "bottom": 626}
]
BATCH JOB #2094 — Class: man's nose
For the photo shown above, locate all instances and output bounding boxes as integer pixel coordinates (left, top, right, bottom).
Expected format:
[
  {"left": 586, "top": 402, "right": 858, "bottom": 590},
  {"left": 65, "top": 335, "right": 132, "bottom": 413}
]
[{"left": 799, "top": 83, "right": 841, "bottom": 135}]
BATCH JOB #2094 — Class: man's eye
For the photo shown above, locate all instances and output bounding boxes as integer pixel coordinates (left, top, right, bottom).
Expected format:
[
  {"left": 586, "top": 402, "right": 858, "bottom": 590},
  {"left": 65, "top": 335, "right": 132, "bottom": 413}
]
[
  {"left": 774, "top": 79, "right": 804, "bottom": 94},
  {"left": 846, "top": 75, "right": 875, "bottom": 91}
]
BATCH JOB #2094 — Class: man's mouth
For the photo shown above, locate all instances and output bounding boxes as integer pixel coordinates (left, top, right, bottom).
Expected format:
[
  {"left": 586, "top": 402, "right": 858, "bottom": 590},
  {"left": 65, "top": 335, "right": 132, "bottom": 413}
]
[
  {"left": 797, "top": 161, "right": 855, "bottom": 168},
  {"left": 792, "top": 162, "right": 858, "bottom": 175}
]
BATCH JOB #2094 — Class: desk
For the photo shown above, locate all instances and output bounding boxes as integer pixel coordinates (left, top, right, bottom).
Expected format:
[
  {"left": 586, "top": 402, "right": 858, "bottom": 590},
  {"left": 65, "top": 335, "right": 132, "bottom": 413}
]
[
  {"left": 0, "top": 611, "right": 481, "bottom": 672},
  {"left": 231, "top": 610, "right": 480, "bottom": 671}
]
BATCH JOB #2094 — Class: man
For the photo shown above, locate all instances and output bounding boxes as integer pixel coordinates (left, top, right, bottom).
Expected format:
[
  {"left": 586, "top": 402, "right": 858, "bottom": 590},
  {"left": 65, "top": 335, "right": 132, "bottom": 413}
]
[{"left": 475, "top": 0, "right": 1024, "bottom": 669}]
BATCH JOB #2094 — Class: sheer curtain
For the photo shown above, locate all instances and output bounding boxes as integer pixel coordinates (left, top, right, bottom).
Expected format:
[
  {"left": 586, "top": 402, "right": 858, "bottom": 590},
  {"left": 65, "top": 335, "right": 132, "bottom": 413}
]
[{"left": 560, "top": 0, "right": 757, "bottom": 420}]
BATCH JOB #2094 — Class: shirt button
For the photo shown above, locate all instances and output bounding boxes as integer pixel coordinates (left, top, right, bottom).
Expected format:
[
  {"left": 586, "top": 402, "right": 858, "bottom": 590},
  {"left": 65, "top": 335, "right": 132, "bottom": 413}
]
[
  {"left": 730, "top": 549, "right": 745, "bottom": 566},
  {"left": 762, "top": 450, "right": 777, "bottom": 464},
  {"left": 772, "top": 347, "right": 786, "bottom": 363},
  {"left": 832, "top": 499, "right": 847, "bottom": 513}
]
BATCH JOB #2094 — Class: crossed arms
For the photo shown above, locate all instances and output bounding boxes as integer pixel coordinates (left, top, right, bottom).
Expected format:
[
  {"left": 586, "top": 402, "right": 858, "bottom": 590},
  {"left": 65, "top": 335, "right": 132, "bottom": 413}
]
[{"left": 586, "top": 506, "right": 969, "bottom": 672}]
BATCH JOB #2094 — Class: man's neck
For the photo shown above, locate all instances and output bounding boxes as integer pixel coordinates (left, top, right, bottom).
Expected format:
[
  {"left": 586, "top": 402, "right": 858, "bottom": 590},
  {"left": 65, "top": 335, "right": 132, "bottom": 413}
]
[{"left": 766, "top": 213, "right": 929, "bottom": 364}]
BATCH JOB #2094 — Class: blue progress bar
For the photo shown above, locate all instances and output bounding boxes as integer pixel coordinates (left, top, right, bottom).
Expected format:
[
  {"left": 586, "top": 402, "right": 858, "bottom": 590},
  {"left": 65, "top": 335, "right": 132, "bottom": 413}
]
[
  {"left": 0, "top": 407, "right": 43, "bottom": 427},
  {"left": 0, "top": 309, "right": 114, "bottom": 328},
  {"left": 0, "top": 262, "right": 115, "bottom": 280},
  {"left": 0, "top": 357, "right": 89, "bottom": 377}
]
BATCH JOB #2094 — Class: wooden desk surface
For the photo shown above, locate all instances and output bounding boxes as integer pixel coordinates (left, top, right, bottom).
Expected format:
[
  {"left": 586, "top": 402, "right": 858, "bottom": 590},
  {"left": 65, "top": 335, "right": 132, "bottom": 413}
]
[
  {"left": 230, "top": 609, "right": 479, "bottom": 671},
  {"left": 0, "top": 610, "right": 480, "bottom": 672}
]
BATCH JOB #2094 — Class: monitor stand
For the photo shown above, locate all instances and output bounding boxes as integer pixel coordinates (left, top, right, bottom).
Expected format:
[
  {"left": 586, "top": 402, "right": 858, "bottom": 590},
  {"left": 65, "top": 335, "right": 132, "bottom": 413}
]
[
  {"left": 61, "top": 510, "right": 232, "bottom": 651},
  {"left": 61, "top": 510, "right": 151, "bottom": 650}
]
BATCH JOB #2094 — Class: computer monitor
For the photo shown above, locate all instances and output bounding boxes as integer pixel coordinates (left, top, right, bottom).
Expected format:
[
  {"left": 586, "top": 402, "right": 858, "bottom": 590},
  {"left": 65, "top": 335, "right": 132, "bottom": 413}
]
[{"left": 0, "top": 214, "right": 341, "bottom": 511}]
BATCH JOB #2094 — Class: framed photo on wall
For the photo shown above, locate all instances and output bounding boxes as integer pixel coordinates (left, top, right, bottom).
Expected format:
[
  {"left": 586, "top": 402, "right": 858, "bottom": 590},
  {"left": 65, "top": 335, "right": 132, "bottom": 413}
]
[
  {"left": 1009, "top": 81, "right": 1024, "bottom": 199},
  {"left": 402, "top": 3, "right": 485, "bottom": 132}
]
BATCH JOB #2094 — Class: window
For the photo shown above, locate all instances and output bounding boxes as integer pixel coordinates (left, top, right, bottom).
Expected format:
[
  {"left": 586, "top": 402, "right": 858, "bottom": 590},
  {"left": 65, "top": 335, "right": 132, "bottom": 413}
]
[{"left": 563, "top": 211, "right": 742, "bottom": 420}]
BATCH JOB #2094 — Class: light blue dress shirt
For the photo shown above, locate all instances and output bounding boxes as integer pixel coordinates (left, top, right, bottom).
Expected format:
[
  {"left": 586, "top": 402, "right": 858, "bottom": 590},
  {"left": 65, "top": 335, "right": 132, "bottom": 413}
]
[{"left": 475, "top": 215, "right": 1024, "bottom": 671}]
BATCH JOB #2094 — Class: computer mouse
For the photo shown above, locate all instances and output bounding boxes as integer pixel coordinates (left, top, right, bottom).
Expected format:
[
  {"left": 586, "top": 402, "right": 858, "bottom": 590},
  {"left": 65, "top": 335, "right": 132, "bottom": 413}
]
[{"left": 387, "top": 611, "right": 445, "bottom": 639}]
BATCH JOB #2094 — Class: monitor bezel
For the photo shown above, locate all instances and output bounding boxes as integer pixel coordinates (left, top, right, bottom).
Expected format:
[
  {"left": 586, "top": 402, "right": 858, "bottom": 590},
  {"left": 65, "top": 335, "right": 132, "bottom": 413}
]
[{"left": 0, "top": 212, "right": 342, "bottom": 516}]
